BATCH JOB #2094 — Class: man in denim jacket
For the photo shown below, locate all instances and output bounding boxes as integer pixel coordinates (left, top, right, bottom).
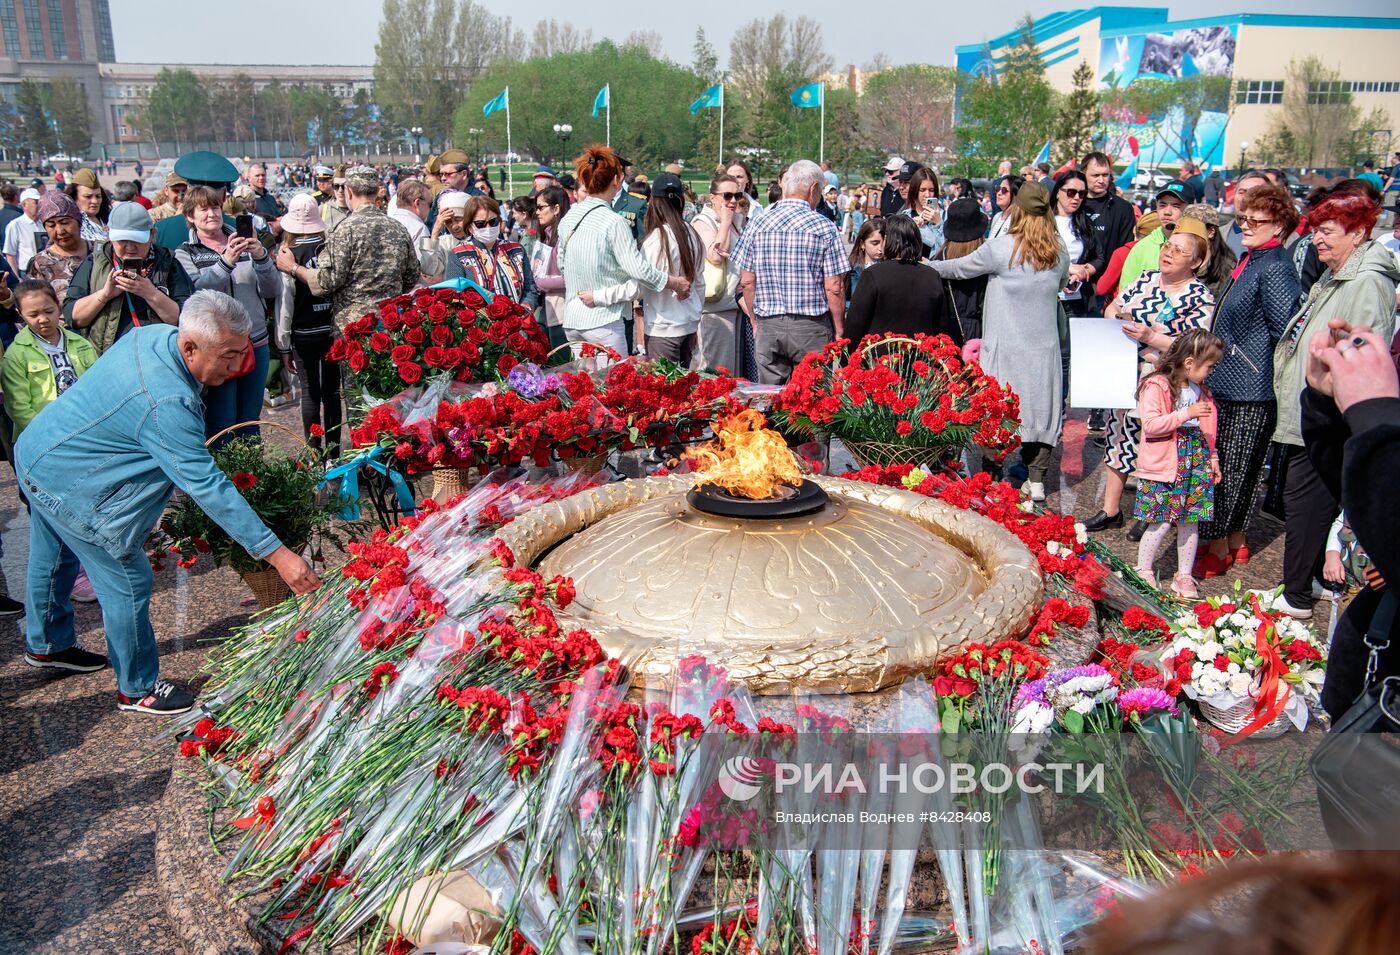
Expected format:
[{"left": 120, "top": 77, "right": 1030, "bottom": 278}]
[{"left": 18, "top": 290, "right": 321, "bottom": 714}]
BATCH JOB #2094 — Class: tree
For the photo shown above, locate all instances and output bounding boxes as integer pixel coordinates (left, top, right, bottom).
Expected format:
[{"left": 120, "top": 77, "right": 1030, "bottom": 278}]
[
  {"left": 954, "top": 17, "right": 1058, "bottom": 165},
  {"left": 457, "top": 40, "right": 701, "bottom": 169},
  {"left": 623, "top": 31, "right": 664, "bottom": 59},
  {"left": 132, "top": 68, "right": 208, "bottom": 151},
  {"left": 528, "top": 18, "right": 592, "bottom": 59},
  {"left": 692, "top": 28, "right": 719, "bottom": 85},
  {"left": 15, "top": 79, "right": 57, "bottom": 157},
  {"left": 726, "top": 15, "right": 830, "bottom": 171},
  {"left": 374, "top": 0, "right": 514, "bottom": 147},
  {"left": 1053, "top": 61, "right": 1099, "bottom": 164},
  {"left": 1111, "top": 74, "right": 1233, "bottom": 165},
  {"left": 48, "top": 77, "right": 93, "bottom": 155},
  {"left": 861, "top": 64, "right": 957, "bottom": 159},
  {"left": 1253, "top": 57, "right": 1370, "bottom": 168}
]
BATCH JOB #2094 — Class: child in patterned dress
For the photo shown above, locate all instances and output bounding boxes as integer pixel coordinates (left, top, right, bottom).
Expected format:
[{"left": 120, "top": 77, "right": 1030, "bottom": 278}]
[{"left": 1133, "top": 328, "right": 1225, "bottom": 597}]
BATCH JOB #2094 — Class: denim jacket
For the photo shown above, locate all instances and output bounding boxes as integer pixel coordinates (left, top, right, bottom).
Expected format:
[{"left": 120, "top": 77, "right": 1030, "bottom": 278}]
[{"left": 14, "top": 325, "right": 281, "bottom": 562}]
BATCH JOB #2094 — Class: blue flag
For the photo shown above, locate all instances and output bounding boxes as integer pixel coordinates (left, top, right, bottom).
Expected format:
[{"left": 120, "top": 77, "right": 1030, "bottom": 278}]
[
  {"left": 592, "top": 85, "right": 609, "bottom": 119},
  {"left": 790, "top": 83, "right": 823, "bottom": 108},
  {"left": 1115, "top": 155, "right": 1139, "bottom": 191},
  {"left": 1033, "top": 139, "right": 1053, "bottom": 165},
  {"left": 482, "top": 88, "right": 509, "bottom": 117},
  {"left": 690, "top": 84, "right": 723, "bottom": 114}
]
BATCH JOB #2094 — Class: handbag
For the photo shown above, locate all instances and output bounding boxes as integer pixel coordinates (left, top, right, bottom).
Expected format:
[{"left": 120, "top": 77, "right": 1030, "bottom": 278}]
[
  {"left": 1260, "top": 441, "right": 1289, "bottom": 520},
  {"left": 1309, "top": 590, "right": 1400, "bottom": 849}
]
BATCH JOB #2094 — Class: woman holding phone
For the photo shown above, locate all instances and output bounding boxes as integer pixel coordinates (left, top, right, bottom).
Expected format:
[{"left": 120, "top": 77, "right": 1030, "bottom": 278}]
[
  {"left": 174, "top": 185, "right": 280, "bottom": 445},
  {"left": 899, "top": 167, "right": 945, "bottom": 258}
]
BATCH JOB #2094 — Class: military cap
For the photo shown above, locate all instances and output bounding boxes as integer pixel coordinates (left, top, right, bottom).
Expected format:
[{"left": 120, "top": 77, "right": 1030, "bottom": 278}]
[
  {"left": 173, "top": 150, "right": 240, "bottom": 185},
  {"left": 437, "top": 149, "right": 469, "bottom": 167},
  {"left": 71, "top": 168, "right": 100, "bottom": 189},
  {"left": 345, "top": 165, "right": 379, "bottom": 191}
]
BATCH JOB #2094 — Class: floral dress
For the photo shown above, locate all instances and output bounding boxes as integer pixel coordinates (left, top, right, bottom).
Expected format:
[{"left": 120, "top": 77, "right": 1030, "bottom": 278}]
[
  {"left": 26, "top": 247, "right": 87, "bottom": 301},
  {"left": 1102, "top": 270, "right": 1215, "bottom": 474},
  {"left": 1134, "top": 428, "right": 1215, "bottom": 523}
]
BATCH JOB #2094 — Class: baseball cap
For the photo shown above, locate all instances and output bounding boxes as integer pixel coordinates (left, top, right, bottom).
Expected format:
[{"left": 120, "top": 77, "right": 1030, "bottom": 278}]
[
  {"left": 898, "top": 161, "right": 924, "bottom": 181},
  {"left": 534, "top": 164, "right": 557, "bottom": 179},
  {"left": 651, "top": 172, "right": 684, "bottom": 202},
  {"left": 1155, "top": 181, "right": 1188, "bottom": 202},
  {"left": 884, "top": 156, "right": 905, "bottom": 172},
  {"left": 107, "top": 201, "right": 155, "bottom": 243},
  {"left": 19, "top": 188, "right": 40, "bottom": 203},
  {"left": 30, "top": 177, "right": 44, "bottom": 188}
]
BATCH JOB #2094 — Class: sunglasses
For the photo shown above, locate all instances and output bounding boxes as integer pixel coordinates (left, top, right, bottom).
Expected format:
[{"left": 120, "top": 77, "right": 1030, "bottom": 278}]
[
  {"left": 471, "top": 217, "right": 501, "bottom": 228},
  {"left": 1240, "top": 216, "right": 1274, "bottom": 229},
  {"left": 1061, "top": 188, "right": 1086, "bottom": 198},
  {"left": 534, "top": 203, "right": 554, "bottom": 211},
  {"left": 997, "top": 187, "right": 1010, "bottom": 194},
  {"left": 714, "top": 192, "right": 740, "bottom": 201}
]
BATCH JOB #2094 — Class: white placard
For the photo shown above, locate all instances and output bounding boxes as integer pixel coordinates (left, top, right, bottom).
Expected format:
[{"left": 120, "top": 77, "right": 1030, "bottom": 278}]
[{"left": 1069, "top": 318, "right": 1140, "bottom": 410}]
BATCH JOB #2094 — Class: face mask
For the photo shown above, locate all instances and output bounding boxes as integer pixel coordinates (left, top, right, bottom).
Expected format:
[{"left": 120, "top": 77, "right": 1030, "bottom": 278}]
[
  {"left": 472, "top": 225, "right": 501, "bottom": 245},
  {"left": 235, "top": 339, "right": 256, "bottom": 377}
]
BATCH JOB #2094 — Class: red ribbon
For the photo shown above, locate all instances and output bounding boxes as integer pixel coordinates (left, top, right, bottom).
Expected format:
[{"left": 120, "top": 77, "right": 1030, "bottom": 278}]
[
  {"left": 232, "top": 794, "right": 276, "bottom": 830},
  {"left": 1223, "top": 595, "right": 1291, "bottom": 744}
]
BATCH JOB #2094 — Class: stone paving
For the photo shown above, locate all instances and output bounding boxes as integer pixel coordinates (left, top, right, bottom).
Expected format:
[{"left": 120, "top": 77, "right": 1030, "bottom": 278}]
[{"left": 0, "top": 406, "right": 1297, "bottom": 955}]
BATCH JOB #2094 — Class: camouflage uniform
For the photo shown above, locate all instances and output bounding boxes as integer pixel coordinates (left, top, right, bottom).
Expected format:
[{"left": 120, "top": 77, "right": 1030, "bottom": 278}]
[{"left": 304, "top": 204, "right": 419, "bottom": 331}]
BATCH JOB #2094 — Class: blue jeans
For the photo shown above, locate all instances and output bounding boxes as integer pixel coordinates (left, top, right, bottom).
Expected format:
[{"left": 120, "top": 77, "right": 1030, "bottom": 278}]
[
  {"left": 205, "top": 342, "right": 270, "bottom": 447},
  {"left": 25, "top": 508, "right": 158, "bottom": 698}
]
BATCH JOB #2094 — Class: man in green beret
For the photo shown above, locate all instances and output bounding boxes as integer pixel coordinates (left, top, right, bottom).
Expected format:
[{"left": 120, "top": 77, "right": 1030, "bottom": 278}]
[{"left": 153, "top": 151, "right": 240, "bottom": 250}]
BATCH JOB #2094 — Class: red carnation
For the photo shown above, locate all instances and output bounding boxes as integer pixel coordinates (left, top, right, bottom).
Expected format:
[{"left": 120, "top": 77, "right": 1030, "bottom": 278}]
[
  {"left": 895, "top": 420, "right": 913, "bottom": 437},
  {"left": 232, "top": 472, "right": 257, "bottom": 490}
]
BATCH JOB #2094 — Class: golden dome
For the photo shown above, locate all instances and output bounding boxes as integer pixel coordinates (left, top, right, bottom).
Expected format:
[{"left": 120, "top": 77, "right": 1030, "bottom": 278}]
[{"left": 499, "top": 476, "right": 1042, "bottom": 694}]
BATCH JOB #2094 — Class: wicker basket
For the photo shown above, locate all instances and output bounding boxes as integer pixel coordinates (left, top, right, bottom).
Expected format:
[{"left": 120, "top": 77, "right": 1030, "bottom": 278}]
[
  {"left": 432, "top": 467, "right": 477, "bottom": 501},
  {"left": 842, "top": 439, "right": 955, "bottom": 470},
  {"left": 241, "top": 566, "right": 291, "bottom": 611},
  {"left": 563, "top": 453, "right": 608, "bottom": 475},
  {"left": 1199, "top": 694, "right": 1292, "bottom": 740}
]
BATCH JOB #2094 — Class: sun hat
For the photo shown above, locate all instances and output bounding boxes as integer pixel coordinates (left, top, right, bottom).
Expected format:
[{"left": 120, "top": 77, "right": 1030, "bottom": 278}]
[
  {"left": 36, "top": 190, "right": 80, "bottom": 223},
  {"left": 944, "top": 197, "right": 989, "bottom": 243},
  {"left": 19, "top": 188, "right": 40, "bottom": 204},
  {"left": 281, "top": 194, "right": 325, "bottom": 234},
  {"left": 1013, "top": 180, "right": 1050, "bottom": 216},
  {"left": 107, "top": 201, "right": 155, "bottom": 243}
]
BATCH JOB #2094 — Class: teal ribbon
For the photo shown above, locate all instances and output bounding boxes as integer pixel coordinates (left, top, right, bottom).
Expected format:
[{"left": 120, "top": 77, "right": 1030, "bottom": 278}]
[
  {"left": 320, "top": 445, "right": 416, "bottom": 521},
  {"left": 430, "top": 276, "right": 495, "bottom": 301}
]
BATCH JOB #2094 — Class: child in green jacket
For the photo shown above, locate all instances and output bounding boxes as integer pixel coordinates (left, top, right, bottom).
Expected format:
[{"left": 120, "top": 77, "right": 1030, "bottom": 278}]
[{"left": 4, "top": 279, "right": 99, "bottom": 438}]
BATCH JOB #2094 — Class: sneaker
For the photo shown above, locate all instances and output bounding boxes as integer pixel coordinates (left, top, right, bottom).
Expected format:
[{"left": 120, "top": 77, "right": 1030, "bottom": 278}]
[
  {"left": 1172, "top": 574, "right": 1200, "bottom": 599},
  {"left": 1025, "top": 481, "right": 1046, "bottom": 503},
  {"left": 117, "top": 679, "right": 195, "bottom": 715},
  {"left": 1082, "top": 510, "right": 1124, "bottom": 532},
  {"left": 71, "top": 568, "right": 97, "bottom": 604},
  {"left": 1275, "top": 597, "right": 1314, "bottom": 621},
  {"left": 0, "top": 594, "right": 23, "bottom": 616},
  {"left": 1087, "top": 409, "right": 1106, "bottom": 433},
  {"left": 24, "top": 645, "right": 109, "bottom": 672}
]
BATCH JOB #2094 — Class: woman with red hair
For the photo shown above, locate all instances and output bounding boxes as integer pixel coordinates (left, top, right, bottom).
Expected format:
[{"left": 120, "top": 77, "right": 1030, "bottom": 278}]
[{"left": 1270, "top": 181, "right": 1399, "bottom": 619}]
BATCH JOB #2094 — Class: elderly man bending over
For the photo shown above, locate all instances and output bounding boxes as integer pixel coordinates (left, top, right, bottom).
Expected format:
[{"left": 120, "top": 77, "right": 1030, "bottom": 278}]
[{"left": 18, "top": 290, "right": 321, "bottom": 715}]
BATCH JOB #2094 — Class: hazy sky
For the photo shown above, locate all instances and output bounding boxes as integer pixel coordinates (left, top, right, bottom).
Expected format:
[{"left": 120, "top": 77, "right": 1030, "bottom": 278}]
[{"left": 110, "top": 1, "right": 1383, "bottom": 69}]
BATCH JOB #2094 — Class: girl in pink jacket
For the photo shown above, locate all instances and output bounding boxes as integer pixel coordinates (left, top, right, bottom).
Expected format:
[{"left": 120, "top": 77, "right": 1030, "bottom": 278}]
[{"left": 1133, "top": 328, "right": 1225, "bottom": 597}]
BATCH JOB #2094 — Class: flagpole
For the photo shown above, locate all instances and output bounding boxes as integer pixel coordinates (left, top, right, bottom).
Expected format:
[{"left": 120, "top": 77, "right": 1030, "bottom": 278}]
[
  {"left": 505, "top": 86, "right": 512, "bottom": 198},
  {"left": 718, "top": 84, "right": 725, "bottom": 164},
  {"left": 605, "top": 84, "right": 611, "bottom": 148},
  {"left": 819, "top": 80, "right": 826, "bottom": 165}
]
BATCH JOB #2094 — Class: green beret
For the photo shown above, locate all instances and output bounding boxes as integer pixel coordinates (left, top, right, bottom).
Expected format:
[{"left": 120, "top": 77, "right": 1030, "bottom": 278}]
[{"left": 173, "top": 150, "right": 239, "bottom": 185}]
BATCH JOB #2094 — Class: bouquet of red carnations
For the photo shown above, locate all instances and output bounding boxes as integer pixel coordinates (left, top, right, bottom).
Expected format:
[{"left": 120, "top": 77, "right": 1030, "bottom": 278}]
[
  {"left": 773, "top": 333, "right": 1021, "bottom": 467},
  {"left": 328, "top": 286, "right": 549, "bottom": 400}
]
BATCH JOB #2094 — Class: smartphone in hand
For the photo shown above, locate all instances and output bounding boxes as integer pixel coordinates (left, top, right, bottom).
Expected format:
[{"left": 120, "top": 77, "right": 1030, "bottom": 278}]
[{"left": 235, "top": 213, "right": 255, "bottom": 239}]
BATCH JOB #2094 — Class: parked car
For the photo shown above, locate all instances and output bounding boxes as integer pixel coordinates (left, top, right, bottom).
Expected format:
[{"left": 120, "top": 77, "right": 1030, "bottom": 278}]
[{"left": 1132, "top": 167, "right": 1173, "bottom": 190}]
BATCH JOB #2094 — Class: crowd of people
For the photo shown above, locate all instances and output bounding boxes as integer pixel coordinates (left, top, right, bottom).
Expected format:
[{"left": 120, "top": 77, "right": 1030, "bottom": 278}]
[{"left": 0, "top": 140, "right": 1395, "bottom": 730}]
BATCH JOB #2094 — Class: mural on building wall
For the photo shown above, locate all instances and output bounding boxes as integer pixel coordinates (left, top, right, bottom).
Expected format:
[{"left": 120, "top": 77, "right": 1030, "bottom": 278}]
[{"left": 1098, "top": 24, "right": 1238, "bottom": 167}]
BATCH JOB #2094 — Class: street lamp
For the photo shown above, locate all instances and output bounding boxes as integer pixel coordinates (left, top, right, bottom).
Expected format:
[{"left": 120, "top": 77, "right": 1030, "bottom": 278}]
[
  {"left": 1238, "top": 140, "right": 1250, "bottom": 176},
  {"left": 410, "top": 126, "right": 423, "bottom": 160},
  {"left": 468, "top": 127, "right": 483, "bottom": 161},
  {"left": 553, "top": 123, "right": 573, "bottom": 164}
]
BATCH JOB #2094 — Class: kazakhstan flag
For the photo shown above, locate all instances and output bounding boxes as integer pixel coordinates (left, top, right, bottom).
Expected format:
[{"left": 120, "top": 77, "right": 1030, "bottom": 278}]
[
  {"left": 690, "top": 84, "right": 723, "bottom": 114},
  {"left": 482, "top": 88, "right": 509, "bottom": 117},
  {"left": 790, "top": 83, "right": 823, "bottom": 108},
  {"left": 592, "top": 85, "right": 609, "bottom": 119}
]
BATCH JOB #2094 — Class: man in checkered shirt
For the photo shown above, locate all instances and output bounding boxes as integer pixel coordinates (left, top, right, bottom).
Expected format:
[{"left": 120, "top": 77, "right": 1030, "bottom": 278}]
[{"left": 733, "top": 160, "right": 850, "bottom": 385}]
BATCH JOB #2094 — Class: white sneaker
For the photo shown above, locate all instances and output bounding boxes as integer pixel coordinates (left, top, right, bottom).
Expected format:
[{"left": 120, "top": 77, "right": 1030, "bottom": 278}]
[
  {"left": 1026, "top": 481, "right": 1046, "bottom": 503},
  {"left": 1276, "top": 596, "right": 1314, "bottom": 620}
]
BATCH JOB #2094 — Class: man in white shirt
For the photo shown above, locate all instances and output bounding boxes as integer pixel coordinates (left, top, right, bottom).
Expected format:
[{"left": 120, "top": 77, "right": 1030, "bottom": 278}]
[
  {"left": 388, "top": 178, "right": 434, "bottom": 284},
  {"left": 4, "top": 188, "right": 43, "bottom": 274}
]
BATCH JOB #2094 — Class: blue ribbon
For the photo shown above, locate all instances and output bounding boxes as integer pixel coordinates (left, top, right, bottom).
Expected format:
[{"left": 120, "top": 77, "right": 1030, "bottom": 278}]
[
  {"left": 429, "top": 277, "right": 495, "bottom": 301},
  {"left": 320, "top": 445, "right": 417, "bottom": 521}
]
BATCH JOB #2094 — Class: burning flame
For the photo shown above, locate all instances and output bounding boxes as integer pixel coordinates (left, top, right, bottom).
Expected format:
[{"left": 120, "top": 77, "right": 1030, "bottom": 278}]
[{"left": 685, "top": 410, "right": 803, "bottom": 500}]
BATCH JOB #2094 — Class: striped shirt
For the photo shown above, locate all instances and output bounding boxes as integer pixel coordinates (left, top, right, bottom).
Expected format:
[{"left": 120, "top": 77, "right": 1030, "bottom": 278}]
[
  {"left": 731, "top": 198, "right": 848, "bottom": 318},
  {"left": 557, "top": 196, "right": 667, "bottom": 331}
]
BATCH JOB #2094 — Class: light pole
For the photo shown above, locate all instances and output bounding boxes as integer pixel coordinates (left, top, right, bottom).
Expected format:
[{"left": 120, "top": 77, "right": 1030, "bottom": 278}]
[
  {"left": 468, "top": 127, "right": 483, "bottom": 161},
  {"left": 553, "top": 123, "right": 573, "bottom": 165},
  {"left": 1238, "top": 140, "right": 1250, "bottom": 177},
  {"left": 411, "top": 126, "right": 423, "bottom": 162}
]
